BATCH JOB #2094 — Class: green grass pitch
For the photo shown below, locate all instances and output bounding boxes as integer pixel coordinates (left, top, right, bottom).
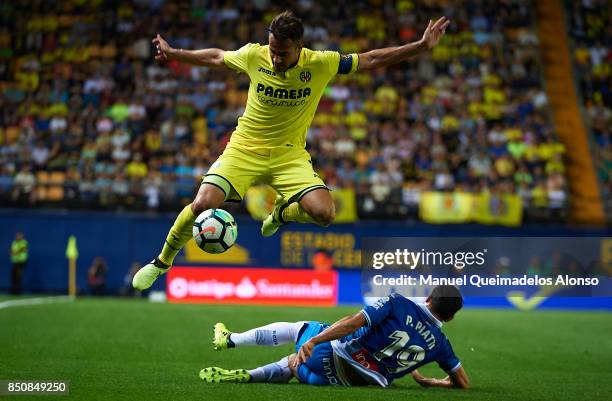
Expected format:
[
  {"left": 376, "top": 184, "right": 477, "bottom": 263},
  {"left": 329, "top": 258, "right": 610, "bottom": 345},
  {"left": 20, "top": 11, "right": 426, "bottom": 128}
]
[{"left": 1, "top": 297, "right": 611, "bottom": 401}]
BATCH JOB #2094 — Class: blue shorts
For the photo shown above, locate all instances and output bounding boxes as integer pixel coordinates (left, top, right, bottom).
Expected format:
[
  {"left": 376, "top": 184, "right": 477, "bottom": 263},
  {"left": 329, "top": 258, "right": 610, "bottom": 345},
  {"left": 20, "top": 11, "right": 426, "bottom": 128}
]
[{"left": 294, "top": 321, "right": 368, "bottom": 386}]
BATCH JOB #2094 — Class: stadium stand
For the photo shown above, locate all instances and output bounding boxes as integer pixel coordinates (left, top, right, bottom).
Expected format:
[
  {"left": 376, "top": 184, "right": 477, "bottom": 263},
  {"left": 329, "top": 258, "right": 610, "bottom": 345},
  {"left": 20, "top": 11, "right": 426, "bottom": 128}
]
[
  {"left": 0, "top": 0, "right": 572, "bottom": 223},
  {"left": 565, "top": 0, "right": 611, "bottom": 221},
  {"left": 535, "top": 0, "right": 603, "bottom": 225}
]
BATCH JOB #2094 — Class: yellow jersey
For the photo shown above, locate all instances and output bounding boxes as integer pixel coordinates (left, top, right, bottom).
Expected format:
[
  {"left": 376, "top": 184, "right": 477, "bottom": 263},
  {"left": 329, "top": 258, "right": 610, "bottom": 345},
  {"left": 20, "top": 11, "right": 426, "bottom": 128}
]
[{"left": 223, "top": 43, "right": 358, "bottom": 149}]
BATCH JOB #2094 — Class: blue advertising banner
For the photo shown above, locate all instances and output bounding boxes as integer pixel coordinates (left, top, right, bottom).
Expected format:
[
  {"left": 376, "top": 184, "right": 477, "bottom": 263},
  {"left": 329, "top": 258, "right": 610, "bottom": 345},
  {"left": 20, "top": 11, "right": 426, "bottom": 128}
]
[{"left": 1, "top": 208, "right": 610, "bottom": 311}]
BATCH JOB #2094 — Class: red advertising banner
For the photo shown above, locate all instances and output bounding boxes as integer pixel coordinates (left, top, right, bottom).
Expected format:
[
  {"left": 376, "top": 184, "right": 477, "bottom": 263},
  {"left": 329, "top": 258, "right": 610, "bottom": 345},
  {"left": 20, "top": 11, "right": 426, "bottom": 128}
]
[{"left": 167, "top": 267, "right": 338, "bottom": 306}]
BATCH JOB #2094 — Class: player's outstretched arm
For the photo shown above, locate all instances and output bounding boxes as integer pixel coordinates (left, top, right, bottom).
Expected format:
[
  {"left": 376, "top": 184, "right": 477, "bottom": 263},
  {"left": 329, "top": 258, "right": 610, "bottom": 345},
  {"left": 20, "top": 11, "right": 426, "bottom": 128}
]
[
  {"left": 411, "top": 366, "right": 470, "bottom": 389},
  {"left": 294, "top": 312, "right": 366, "bottom": 366},
  {"left": 152, "top": 34, "right": 227, "bottom": 69},
  {"left": 357, "top": 16, "right": 450, "bottom": 71}
]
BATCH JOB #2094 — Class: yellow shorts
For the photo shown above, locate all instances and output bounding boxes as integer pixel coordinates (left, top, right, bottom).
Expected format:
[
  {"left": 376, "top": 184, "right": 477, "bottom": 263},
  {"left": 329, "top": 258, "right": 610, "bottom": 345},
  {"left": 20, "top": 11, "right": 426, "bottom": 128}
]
[{"left": 203, "top": 144, "right": 327, "bottom": 202}]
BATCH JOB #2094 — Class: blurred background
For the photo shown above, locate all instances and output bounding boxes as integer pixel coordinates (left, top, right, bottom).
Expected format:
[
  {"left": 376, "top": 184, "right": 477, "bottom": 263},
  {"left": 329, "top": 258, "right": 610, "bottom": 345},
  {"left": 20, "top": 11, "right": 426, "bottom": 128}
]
[
  {"left": 1, "top": 3, "right": 611, "bottom": 400},
  {"left": 0, "top": 0, "right": 610, "bottom": 304}
]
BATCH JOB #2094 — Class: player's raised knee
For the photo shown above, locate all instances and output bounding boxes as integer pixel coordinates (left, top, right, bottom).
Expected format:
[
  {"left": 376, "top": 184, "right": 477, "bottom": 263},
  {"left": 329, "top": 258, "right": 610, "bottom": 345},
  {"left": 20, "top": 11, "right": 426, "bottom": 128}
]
[
  {"left": 321, "top": 206, "right": 335, "bottom": 226},
  {"left": 312, "top": 205, "right": 335, "bottom": 227},
  {"left": 192, "top": 184, "right": 225, "bottom": 214}
]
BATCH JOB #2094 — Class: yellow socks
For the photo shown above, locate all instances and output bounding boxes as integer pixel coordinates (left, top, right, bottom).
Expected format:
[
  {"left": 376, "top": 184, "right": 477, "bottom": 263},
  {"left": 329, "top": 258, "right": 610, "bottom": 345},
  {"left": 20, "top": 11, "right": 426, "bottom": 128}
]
[
  {"left": 158, "top": 204, "right": 197, "bottom": 266},
  {"left": 281, "top": 202, "right": 317, "bottom": 224}
]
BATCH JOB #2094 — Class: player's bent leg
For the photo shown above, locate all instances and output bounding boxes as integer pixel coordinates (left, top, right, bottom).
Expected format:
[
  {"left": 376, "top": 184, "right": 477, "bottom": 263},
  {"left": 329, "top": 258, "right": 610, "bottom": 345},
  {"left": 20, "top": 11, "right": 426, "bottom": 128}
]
[
  {"left": 282, "top": 188, "right": 335, "bottom": 227},
  {"left": 132, "top": 184, "right": 226, "bottom": 290},
  {"left": 191, "top": 182, "right": 228, "bottom": 215},
  {"left": 214, "top": 321, "right": 307, "bottom": 350},
  {"left": 286, "top": 353, "right": 327, "bottom": 385},
  {"left": 295, "top": 363, "right": 333, "bottom": 386},
  {"left": 290, "top": 321, "right": 345, "bottom": 386}
]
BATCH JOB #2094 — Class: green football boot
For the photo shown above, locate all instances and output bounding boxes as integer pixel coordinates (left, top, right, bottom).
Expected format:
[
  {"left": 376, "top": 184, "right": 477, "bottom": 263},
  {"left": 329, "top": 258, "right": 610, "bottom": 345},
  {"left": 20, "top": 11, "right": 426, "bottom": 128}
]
[
  {"left": 212, "top": 322, "right": 235, "bottom": 350},
  {"left": 199, "top": 367, "right": 251, "bottom": 383},
  {"left": 132, "top": 258, "right": 170, "bottom": 290},
  {"left": 261, "top": 195, "right": 288, "bottom": 237}
]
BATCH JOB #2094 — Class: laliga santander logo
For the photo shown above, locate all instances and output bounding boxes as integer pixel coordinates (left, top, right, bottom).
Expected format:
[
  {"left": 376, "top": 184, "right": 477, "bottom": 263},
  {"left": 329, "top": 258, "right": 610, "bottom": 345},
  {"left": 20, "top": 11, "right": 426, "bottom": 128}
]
[
  {"left": 167, "top": 267, "right": 337, "bottom": 305},
  {"left": 168, "top": 276, "right": 257, "bottom": 299},
  {"left": 169, "top": 277, "right": 189, "bottom": 299},
  {"left": 236, "top": 277, "right": 257, "bottom": 298}
]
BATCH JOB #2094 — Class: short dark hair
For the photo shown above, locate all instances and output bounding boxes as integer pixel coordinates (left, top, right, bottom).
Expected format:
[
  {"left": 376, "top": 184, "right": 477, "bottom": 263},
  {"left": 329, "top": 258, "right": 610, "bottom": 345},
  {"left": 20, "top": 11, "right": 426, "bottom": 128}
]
[
  {"left": 429, "top": 285, "right": 463, "bottom": 321},
  {"left": 268, "top": 11, "right": 304, "bottom": 42}
]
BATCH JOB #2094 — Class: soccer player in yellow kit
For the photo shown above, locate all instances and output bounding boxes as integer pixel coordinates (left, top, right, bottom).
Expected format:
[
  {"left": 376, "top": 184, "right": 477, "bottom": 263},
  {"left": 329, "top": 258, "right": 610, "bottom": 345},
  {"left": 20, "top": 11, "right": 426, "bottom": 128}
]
[{"left": 133, "top": 11, "right": 450, "bottom": 290}]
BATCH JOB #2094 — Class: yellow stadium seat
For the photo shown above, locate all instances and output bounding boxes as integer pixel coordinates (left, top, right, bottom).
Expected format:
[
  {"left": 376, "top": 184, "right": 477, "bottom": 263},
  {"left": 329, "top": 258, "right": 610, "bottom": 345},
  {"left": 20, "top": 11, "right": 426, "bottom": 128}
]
[
  {"left": 47, "top": 186, "right": 64, "bottom": 202},
  {"left": 36, "top": 171, "right": 50, "bottom": 184},
  {"left": 49, "top": 171, "right": 66, "bottom": 185}
]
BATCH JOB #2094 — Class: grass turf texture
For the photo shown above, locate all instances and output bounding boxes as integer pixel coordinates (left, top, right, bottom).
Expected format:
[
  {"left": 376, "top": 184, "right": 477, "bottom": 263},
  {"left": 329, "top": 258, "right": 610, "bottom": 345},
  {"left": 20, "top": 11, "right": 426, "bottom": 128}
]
[{"left": 1, "top": 298, "right": 611, "bottom": 401}]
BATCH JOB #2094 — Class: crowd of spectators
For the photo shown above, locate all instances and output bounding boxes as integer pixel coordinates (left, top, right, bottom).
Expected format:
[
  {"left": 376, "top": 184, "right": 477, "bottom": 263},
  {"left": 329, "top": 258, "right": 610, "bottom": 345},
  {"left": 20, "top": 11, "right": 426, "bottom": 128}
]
[
  {"left": 0, "top": 0, "right": 568, "bottom": 222},
  {"left": 566, "top": 0, "right": 611, "bottom": 219}
]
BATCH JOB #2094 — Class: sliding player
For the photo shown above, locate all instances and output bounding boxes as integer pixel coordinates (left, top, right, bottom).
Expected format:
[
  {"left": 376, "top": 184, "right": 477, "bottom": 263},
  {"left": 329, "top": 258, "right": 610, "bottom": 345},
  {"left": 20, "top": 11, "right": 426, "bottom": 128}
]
[{"left": 200, "top": 286, "right": 469, "bottom": 389}]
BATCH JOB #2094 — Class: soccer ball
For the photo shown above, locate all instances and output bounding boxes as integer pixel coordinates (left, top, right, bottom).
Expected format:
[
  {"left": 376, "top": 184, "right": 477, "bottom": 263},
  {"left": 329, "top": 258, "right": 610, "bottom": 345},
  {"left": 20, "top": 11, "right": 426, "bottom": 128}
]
[{"left": 192, "top": 209, "right": 238, "bottom": 253}]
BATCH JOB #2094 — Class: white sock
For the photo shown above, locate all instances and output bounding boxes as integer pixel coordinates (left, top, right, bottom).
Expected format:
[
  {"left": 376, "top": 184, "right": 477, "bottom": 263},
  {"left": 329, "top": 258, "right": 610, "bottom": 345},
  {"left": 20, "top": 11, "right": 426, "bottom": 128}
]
[
  {"left": 230, "top": 321, "right": 306, "bottom": 347},
  {"left": 248, "top": 356, "right": 292, "bottom": 383}
]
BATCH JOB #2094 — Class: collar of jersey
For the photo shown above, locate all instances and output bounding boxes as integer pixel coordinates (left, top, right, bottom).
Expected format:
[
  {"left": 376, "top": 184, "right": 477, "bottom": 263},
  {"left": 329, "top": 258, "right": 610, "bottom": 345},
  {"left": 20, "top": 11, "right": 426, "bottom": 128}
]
[
  {"left": 416, "top": 303, "right": 443, "bottom": 328},
  {"left": 265, "top": 46, "right": 306, "bottom": 71}
]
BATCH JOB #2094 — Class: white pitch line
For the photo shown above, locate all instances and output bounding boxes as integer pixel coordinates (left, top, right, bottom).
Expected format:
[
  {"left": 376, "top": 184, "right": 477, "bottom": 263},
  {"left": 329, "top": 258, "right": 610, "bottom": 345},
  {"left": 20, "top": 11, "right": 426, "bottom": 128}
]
[{"left": 0, "top": 296, "right": 74, "bottom": 310}]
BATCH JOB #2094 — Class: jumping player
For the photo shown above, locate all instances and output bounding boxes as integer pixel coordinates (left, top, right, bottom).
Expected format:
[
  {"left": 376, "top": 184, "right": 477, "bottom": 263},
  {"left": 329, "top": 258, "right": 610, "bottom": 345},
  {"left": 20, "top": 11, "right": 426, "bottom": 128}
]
[
  {"left": 200, "top": 286, "right": 469, "bottom": 389},
  {"left": 133, "top": 12, "right": 450, "bottom": 290}
]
